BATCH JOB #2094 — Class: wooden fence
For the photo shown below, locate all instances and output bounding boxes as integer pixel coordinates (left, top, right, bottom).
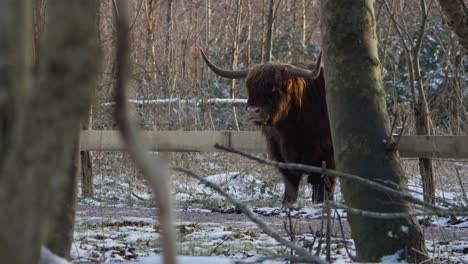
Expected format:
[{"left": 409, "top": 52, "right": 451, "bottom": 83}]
[{"left": 80, "top": 130, "right": 468, "bottom": 159}]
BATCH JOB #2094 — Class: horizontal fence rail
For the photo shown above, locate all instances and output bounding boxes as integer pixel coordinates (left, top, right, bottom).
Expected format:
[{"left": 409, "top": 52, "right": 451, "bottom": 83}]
[
  {"left": 80, "top": 130, "right": 468, "bottom": 159},
  {"left": 101, "top": 98, "right": 248, "bottom": 107}
]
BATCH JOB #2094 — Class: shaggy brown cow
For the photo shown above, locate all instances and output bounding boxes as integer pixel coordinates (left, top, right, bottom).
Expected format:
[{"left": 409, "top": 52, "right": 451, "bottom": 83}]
[{"left": 201, "top": 49, "right": 335, "bottom": 203}]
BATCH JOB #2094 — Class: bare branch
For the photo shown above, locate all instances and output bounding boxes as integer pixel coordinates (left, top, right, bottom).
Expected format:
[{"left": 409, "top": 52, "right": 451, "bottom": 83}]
[
  {"left": 455, "top": 166, "right": 468, "bottom": 204},
  {"left": 342, "top": 202, "right": 446, "bottom": 218},
  {"left": 214, "top": 144, "right": 468, "bottom": 216},
  {"left": 113, "top": 2, "right": 176, "bottom": 264}
]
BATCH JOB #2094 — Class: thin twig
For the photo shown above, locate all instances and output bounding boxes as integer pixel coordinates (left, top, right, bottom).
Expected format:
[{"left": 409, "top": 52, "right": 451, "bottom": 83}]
[
  {"left": 128, "top": 0, "right": 145, "bottom": 31},
  {"left": 455, "top": 167, "right": 468, "bottom": 205},
  {"left": 325, "top": 201, "right": 331, "bottom": 262},
  {"left": 334, "top": 209, "right": 355, "bottom": 260},
  {"left": 208, "top": 233, "right": 234, "bottom": 256},
  {"left": 173, "top": 166, "right": 326, "bottom": 264},
  {"left": 314, "top": 207, "right": 326, "bottom": 256}
]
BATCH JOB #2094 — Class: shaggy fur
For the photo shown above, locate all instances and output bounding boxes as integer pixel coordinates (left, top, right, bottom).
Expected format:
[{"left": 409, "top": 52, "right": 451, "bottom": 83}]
[{"left": 246, "top": 62, "right": 336, "bottom": 203}]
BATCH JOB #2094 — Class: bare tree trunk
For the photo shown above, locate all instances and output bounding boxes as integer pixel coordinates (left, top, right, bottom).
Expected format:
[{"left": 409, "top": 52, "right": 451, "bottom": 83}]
[
  {"left": 265, "top": 0, "right": 275, "bottom": 62},
  {"left": 385, "top": 0, "right": 436, "bottom": 204},
  {"left": 437, "top": 0, "right": 468, "bottom": 53},
  {"left": 33, "top": 0, "right": 46, "bottom": 60},
  {"left": 46, "top": 138, "right": 80, "bottom": 259},
  {"left": 451, "top": 52, "right": 464, "bottom": 134},
  {"left": 0, "top": 0, "right": 100, "bottom": 263},
  {"left": 301, "top": 0, "right": 306, "bottom": 49},
  {"left": 245, "top": 0, "right": 252, "bottom": 68},
  {"left": 145, "top": 0, "right": 158, "bottom": 82},
  {"left": 413, "top": 0, "right": 435, "bottom": 204},
  {"left": 44, "top": 0, "right": 100, "bottom": 258},
  {"left": 165, "top": 0, "right": 174, "bottom": 97},
  {"left": 231, "top": 0, "right": 243, "bottom": 130},
  {"left": 80, "top": 106, "right": 94, "bottom": 198},
  {"left": 320, "top": 0, "right": 428, "bottom": 262},
  {"left": 260, "top": 0, "right": 267, "bottom": 63}
]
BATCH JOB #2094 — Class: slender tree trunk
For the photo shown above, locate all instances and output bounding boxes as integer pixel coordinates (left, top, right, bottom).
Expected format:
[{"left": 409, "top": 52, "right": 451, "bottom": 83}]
[
  {"left": 299, "top": 0, "right": 307, "bottom": 61},
  {"left": 413, "top": 0, "right": 435, "bottom": 204},
  {"left": 231, "top": 0, "right": 243, "bottom": 131},
  {"left": 320, "top": 0, "right": 428, "bottom": 262},
  {"left": 145, "top": 0, "right": 158, "bottom": 82},
  {"left": 80, "top": 106, "right": 94, "bottom": 198},
  {"left": 265, "top": 0, "right": 275, "bottom": 62},
  {"left": 33, "top": 0, "right": 46, "bottom": 60},
  {"left": 260, "top": 0, "right": 267, "bottom": 63},
  {"left": 165, "top": 0, "right": 174, "bottom": 97},
  {"left": 245, "top": 0, "right": 252, "bottom": 68}
]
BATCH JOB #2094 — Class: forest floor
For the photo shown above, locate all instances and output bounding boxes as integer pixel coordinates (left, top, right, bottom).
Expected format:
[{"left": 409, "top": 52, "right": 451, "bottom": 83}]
[{"left": 72, "top": 167, "right": 468, "bottom": 263}]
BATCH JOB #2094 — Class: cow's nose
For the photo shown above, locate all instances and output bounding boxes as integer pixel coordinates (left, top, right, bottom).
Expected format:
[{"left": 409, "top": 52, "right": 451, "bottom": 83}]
[{"left": 247, "top": 106, "right": 261, "bottom": 114}]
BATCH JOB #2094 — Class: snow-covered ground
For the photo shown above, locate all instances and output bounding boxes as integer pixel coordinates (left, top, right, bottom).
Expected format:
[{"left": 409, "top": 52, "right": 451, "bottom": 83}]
[{"left": 73, "top": 161, "right": 468, "bottom": 263}]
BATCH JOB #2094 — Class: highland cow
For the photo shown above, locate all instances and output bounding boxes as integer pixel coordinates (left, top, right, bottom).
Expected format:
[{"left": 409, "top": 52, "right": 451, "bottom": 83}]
[{"left": 201, "top": 49, "right": 335, "bottom": 203}]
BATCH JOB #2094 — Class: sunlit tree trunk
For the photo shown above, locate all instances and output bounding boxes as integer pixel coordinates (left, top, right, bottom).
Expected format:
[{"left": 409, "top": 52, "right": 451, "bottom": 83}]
[{"left": 320, "top": 0, "right": 429, "bottom": 262}]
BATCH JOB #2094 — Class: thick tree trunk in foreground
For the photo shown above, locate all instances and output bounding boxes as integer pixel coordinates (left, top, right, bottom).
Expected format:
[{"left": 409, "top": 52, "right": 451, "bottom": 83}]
[
  {"left": 0, "top": 0, "right": 100, "bottom": 263},
  {"left": 320, "top": 0, "right": 428, "bottom": 262},
  {"left": 46, "top": 140, "right": 80, "bottom": 259}
]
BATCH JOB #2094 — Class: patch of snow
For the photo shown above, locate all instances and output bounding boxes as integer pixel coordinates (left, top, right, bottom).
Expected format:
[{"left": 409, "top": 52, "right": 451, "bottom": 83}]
[
  {"left": 381, "top": 249, "right": 406, "bottom": 263},
  {"left": 125, "top": 231, "right": 160, "bottom": 243},
  {"left": 180, "top": 208, "right": 212, "bottom": 213},
  {"left": 175, "top": 172, "right": 276, "bottom": 203},
  {"left": 138, "top": 255, "right": 235, "bottom": 264},
  {"left": 206, "top": 230, "right": 234, "bottom": 240}
]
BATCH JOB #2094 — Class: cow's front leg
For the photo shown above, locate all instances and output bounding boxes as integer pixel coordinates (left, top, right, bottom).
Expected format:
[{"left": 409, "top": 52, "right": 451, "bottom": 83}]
[{"left": 280, "top": 169, "right": 303, "bottom": 204}]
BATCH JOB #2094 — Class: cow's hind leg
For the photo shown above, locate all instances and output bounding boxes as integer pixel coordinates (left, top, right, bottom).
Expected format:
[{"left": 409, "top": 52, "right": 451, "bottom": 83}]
[{"left": 308, "top": 173, "right": 335, "bottom": 203}]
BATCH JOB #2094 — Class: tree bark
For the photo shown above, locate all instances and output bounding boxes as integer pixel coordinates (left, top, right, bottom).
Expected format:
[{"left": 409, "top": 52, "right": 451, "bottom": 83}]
[
  {"left": 245, "top": 0, "right": 252, "bottom": 68},
  {"left": 437, "top": 0, "right": 468, "bottom": 53},
  {"left": 46, "top": 138, "right": 80, "bottom": 259},
  {"left": 320, "top": 0, "right": 429, "bottom": 262},
  {"left": 80, "top": 107, "right": 94, "bottom": 198},
  {"left": 231, "top": 0, "right": 243, "bottom": 130},
  {"left": 265, "top": 0, "right": 275, "bottom": 62},
  {"left": 260, "top": 0, "right": 267, "bottom": 63},
  {"left": 0, "top": 0, "right": 100, "bottom": 262}
]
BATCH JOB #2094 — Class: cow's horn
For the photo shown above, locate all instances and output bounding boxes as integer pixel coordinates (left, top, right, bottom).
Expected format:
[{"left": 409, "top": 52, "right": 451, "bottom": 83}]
[
  {"left": 200, "top": 48, "right": 249, "bottom": 79},
  {"left": 288, "top": 50, "right": 322, "bottom": 79}
]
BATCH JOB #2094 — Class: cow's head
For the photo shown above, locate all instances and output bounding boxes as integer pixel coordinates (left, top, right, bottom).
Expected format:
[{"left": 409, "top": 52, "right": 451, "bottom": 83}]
[{"left": 201, "top": 49, "right": 321, "bottom": 126}]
